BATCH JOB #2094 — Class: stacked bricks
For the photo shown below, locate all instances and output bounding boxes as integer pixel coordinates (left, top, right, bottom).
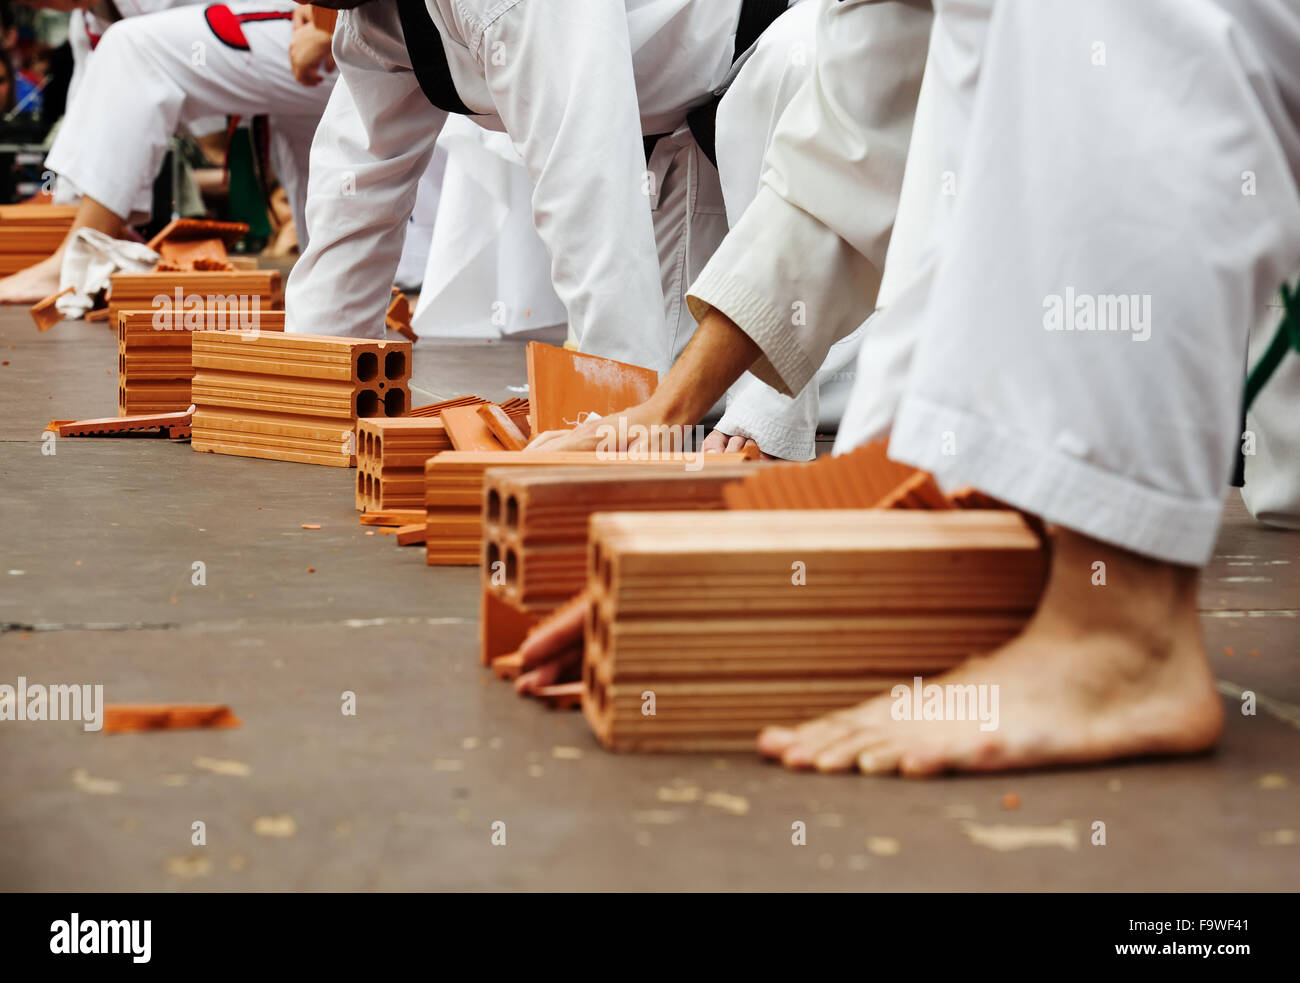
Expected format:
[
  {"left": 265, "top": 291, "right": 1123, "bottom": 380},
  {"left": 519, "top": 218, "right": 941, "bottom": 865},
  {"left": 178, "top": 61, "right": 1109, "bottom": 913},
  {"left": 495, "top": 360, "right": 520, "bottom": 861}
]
[
  {"left": 426, "top": 450, "right": 757, "bottom": 567},
  {"left": 106, "top": 269, "right": 282, "bottom": 330},
  {"left": 190, "top": 331, "right": 411, "bottom": 467},
  {"left": 354, "top": 398, "right": 531, "bottom": 511},
  {"left": 117, "top": 309, "right": 285, "bottom": 416},
  {"left": 480, "top": 464, "right": 756, "bottom": 615},
  {"left": 0, "top": 204, "right": 76, "bottom": 276},
  {"left": 581, "top": 510, "right": 1047, "bottom": 752},
  {"left": 355, "top": 417, "right": 452, "bottom": 510}
]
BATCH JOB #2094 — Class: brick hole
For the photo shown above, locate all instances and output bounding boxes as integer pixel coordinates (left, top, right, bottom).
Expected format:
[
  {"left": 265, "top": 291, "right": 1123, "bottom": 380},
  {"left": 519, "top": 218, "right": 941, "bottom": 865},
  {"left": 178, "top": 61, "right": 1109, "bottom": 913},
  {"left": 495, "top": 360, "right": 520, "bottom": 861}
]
[
  {"left": 384, "top": 351, "right": 406, "bottom": 379},
  {"left": 505, "top": 546, "right": 518, "bottom": 588},
  {"left": 383, "top": 389, "right": 405, "bottom": 416},
  {"left": 356, "top": 351, "right": 378, "bottom": 382},
  {"left": 356, "top": 390, "right": 379, "bottom": 417},
  {"left": 486, "top": 488, "right": 501, "bottom": 525},
  {"left": 504, "top": 495, "right": 519, "bottom": 530}
]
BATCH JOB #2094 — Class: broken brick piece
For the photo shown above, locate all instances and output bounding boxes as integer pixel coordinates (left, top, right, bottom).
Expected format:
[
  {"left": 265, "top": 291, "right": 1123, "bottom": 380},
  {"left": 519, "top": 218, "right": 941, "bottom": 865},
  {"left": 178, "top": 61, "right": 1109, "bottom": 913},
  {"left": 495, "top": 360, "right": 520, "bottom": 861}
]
[
  {"left": 526, "top": 342, "right": 657, "bottom": 435},
  {"left": 30, "top": 287, "right": 73, "bottom": 332},
  {"left": 102, "top": 703, "right": 241, "bottom": 735},
  {"left": 722, "top": 440, "right": 953, "bottom": 511},
  {"left": 146, "top": 218, "right": 248, "bottom": 253},
  {"left": 478, "top": 403, "right": 528, "bottom": 451},
  {"left": 385, "top": 289, "right": 418, "bottom": 343},
  {"left": 57, "top": 406, "right": 194, "bottom": 438},
  {"left": 395, "top": 523, "right": 426, "bottom": 546},
  {"left": 481, "top": 589, "right": 541, "bottom": 666},
  {"left": 360, "top": 508, "right": 425, "bottom": 526},
  {"left": 409, "top": 394, "right": 488, "bottom": 418},
  {"left": 441, "top": 403, "right": 507, "bottom": 452}
]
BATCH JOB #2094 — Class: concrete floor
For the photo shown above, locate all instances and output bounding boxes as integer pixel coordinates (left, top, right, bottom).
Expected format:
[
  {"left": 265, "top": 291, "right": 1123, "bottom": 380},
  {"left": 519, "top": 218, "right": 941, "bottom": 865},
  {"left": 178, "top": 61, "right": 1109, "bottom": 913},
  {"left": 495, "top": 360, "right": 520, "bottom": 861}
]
[{"left": 1, "top": 303, "right": 1298, "bottom": 892}]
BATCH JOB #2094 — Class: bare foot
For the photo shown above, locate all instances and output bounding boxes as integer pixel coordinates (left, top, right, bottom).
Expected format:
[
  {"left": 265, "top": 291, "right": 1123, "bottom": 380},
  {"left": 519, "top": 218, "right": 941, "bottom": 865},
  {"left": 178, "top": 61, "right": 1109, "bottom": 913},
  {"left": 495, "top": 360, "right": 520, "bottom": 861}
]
[
  {"left": 0, "top": 255, "right": 62, "bottom": 305},
  {"left": 758, "top": 528, "right": 1224, "bottom": 776}
]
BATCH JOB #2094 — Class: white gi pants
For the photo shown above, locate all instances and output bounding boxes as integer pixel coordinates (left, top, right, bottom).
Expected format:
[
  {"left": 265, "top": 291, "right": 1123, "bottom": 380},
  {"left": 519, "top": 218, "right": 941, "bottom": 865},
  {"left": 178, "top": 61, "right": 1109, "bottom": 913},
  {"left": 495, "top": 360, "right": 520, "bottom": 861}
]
[
  {"left": 411, "top": 117, "right": 566, "bottom": 339},
  {"left": 878, "top": 0, "right": 1300, "bottom": 566},
  {"left": 45, "top": 2, "right": 333, "bottom": 243},
  {"left": 288, "top": 0, "right": 819, "bottom": 391}
]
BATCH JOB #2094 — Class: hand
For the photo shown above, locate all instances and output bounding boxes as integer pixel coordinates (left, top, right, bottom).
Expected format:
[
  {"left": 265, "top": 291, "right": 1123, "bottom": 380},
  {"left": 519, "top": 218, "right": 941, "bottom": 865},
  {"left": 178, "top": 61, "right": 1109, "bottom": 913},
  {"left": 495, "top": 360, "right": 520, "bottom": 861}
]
[
  {"left": 291, "top": 3, "right": 313, "bottom": 29},
  {"left": 524, "top": 396, "right": 695, "bottom": 456},
  {"left": 514, "top": 592, "right": 587, "bottom": 695},
  {"left": 289, "top": 26, "right": 335, "bottom": 86}
]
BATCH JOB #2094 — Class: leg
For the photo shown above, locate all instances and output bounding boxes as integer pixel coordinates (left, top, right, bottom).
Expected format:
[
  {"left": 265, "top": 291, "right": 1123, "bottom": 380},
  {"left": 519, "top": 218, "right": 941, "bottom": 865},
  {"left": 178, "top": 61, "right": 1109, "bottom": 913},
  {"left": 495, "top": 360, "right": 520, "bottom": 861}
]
[
  {"left": 765, "top": 0, "right": 1300, "bottom": 774},
  {"left": 1, "top": 2, "right": 331, "bottom": 303},
  {"left": 285, "top": 0, "right": 445, "bottom": 338}
]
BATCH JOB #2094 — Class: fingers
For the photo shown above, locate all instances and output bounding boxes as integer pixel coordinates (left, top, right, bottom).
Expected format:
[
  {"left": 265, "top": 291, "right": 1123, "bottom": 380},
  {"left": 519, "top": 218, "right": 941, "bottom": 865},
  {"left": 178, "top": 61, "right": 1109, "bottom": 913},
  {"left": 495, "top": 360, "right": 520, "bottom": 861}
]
[
  {"left": 518, "top": 596, "right": 587, "bottom": 669},
  {"left": 515, "top": 645, "right": 582, "bottom": 694},
  {"left": 523, "top": 429, "right": 573, "bottom": 452}
]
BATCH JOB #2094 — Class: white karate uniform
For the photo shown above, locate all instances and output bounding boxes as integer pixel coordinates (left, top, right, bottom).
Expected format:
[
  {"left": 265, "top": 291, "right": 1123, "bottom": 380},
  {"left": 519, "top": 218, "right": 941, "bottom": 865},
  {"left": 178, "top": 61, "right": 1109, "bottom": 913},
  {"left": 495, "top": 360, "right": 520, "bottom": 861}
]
[
  {"left": 45, "top": 2, "right": 335, "bottom": 243},
  {"left": 286, "top": 0, "right": 813, "bottom": 383},
  {"left": 409, "top": 115, "right": 565, "bottom": 339},
  {"left": 692, "top": 0, "right": 1300, "bottom": 566},
  {"left": 56, "top": 0, "right": 212, "bottom": 216}
]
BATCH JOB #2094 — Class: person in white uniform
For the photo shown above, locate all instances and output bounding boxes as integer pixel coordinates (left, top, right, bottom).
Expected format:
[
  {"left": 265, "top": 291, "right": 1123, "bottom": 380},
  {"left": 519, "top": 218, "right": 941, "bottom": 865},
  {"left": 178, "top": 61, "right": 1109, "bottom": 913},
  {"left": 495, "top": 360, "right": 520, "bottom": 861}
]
[
  {"left": 533, "top": 0, "right": 1300, "bottom": 775},
  {"left": 0, "top": 0, "right": 336, "bottom": 303},
  {"left": 287, "top": 0, "right": 858, "bottom": 456}
]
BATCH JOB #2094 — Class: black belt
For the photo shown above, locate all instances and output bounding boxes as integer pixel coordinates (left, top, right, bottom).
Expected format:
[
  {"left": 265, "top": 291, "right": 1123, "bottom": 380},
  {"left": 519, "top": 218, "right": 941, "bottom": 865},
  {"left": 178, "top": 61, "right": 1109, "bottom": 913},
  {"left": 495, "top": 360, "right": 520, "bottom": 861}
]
[
  {"left": 686, "top": 0, "right": 789, "bottom": 167},
  {"left": 396, "top": 0, "right": 479, "bottom": 115}
]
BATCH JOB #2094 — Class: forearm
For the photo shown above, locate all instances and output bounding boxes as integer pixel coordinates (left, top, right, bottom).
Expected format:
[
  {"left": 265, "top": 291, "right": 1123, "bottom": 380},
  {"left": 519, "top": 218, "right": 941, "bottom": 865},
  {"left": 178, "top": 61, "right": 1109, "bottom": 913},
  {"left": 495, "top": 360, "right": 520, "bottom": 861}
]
[{"left": 649, "top": 307, "right": 761, "bottom": 427}]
